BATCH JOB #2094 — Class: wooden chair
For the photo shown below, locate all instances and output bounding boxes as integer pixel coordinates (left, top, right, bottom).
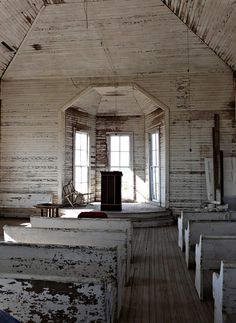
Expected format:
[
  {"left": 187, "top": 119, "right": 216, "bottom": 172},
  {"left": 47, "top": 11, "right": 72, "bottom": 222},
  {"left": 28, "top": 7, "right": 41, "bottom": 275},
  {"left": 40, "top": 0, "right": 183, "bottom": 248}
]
[{"left": 63, "top": 180, "right": 91, "bottom": 207}]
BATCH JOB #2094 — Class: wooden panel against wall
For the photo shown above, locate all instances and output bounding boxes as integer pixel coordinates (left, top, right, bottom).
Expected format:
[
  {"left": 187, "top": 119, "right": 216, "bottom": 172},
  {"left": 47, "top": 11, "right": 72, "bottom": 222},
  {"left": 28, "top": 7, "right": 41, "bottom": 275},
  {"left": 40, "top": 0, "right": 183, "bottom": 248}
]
[{"left": 169, "top": 110, "right": 236, "bottom": 214}]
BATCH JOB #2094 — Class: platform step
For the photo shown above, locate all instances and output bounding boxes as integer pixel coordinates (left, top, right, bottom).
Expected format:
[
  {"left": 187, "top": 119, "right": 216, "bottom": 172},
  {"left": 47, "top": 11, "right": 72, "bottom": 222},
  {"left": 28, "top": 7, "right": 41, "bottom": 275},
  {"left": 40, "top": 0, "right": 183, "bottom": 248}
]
[{"left": 108, "top": 210, "right": 174, "bottom": 228}]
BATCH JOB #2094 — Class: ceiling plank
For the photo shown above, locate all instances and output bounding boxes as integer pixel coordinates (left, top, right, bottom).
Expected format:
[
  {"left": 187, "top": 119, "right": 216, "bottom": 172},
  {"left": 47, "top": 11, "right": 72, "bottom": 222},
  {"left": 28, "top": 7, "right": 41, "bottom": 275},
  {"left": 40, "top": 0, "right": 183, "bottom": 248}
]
[{"left": 161, "top": 0, "right": 236, "bottom": 72}]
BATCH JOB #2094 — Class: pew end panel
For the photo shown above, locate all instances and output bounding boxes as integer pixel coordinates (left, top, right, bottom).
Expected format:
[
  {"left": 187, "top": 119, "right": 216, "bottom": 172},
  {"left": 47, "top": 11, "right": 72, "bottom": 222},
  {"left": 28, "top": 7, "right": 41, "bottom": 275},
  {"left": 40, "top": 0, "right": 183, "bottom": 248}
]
[
  {"left": 178, "top": 213, "right": 184, "bottom": 250},
  {"left": 184, "top": 223, "right": 191, "bottom": 269},
  {"left": 195, "top": 236, "right": 203, "bottom": 300},
  {"left": 213, "top": 261, "right": 236, "bottom": 323}
]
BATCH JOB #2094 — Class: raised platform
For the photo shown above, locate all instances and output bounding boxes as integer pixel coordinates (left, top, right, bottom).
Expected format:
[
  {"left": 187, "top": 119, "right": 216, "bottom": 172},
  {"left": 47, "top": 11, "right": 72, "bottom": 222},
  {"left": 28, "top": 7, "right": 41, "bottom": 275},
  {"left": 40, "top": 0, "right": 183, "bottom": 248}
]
[{"left": 60, "top": 202, "right": 174, "bottom": 228}]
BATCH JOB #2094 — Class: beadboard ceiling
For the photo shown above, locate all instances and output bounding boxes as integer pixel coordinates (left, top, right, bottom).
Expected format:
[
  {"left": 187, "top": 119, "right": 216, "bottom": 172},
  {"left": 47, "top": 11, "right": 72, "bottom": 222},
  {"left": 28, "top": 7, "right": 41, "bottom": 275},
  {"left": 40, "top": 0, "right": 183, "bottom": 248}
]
[
  {"left": 70, "top": 85, "right": 159, "bottom": 116},
  {"left": 0, "top": 0, "right": 235, "bottom": 80},
  {"left": 162, "top": 0, "right": 236, "bottom": 72}
]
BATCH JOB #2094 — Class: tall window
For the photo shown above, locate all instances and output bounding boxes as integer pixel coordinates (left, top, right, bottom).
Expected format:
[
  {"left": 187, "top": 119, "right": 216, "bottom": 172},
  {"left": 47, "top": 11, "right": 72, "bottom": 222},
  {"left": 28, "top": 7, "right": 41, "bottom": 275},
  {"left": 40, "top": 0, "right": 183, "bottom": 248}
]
[
  {"left": 150, "top": 131, "right": 160, "bottom": 202},
  {"left": 74, "top": 131, "right": 90, "bottom": 193},
  {"left": 108, "top": 133, "right": 133, "bottom": 200}
]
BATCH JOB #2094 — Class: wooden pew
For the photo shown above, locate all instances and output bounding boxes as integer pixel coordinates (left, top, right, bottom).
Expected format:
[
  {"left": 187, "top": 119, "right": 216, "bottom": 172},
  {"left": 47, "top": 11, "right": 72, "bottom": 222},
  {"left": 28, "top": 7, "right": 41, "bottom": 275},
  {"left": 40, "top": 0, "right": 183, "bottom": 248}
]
[
  {"left": 178, "top": 211, "right": 235, "bottom": 251},
  {"left": 0, "top": 241, "right": 124, "bottom": 316},
  {"left": 3, "top": 225, "right": 131, "bottom": 283},
  {"left": 195, "top": 235, "right": 236, "bottom": 300},
  {"left": 31, "top": 216, "right": 133, "bottom": 255},
  {"left": 0, "top": 193, "right": 53, "bottom": 217},
  {"left": 184, "top": 220, "right": 236, "bottom": 268},
  {"left": 0, "top": 273, "right": 115, "bottom": 323},
  {"left": 213, "top": 261, "right": 236, "bottom": 323}
]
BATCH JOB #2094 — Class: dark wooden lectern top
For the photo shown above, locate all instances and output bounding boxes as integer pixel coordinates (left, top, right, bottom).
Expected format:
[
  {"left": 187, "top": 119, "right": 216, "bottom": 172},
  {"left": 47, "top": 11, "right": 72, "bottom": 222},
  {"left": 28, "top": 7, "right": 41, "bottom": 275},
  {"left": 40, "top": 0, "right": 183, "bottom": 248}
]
[{"left": 101, "top": 171, "right": 123, "bottom": 211}]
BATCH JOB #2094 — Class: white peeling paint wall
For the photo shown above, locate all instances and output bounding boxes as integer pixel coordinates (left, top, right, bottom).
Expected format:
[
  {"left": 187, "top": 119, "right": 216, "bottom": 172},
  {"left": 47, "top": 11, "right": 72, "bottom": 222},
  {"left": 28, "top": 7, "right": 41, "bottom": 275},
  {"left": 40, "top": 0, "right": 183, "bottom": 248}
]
[
  {"left": 0, "top": 79, "right": 86, "bottom": 201},
  {"left": 0, "top": 71, "right": 235, "bottom": 212}
]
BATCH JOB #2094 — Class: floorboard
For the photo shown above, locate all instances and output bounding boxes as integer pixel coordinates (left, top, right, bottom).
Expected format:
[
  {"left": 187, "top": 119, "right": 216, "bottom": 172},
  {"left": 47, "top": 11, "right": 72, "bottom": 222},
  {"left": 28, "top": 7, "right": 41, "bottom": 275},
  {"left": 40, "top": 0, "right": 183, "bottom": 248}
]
[{"left": 119, "top": 226, "right": 214, "bottom": 323}]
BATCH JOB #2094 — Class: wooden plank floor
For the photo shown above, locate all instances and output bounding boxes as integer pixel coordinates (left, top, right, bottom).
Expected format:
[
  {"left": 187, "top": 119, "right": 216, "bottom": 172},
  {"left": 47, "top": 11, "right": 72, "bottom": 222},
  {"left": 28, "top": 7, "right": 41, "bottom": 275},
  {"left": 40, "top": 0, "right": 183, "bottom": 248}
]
[{"left": 119, "top": 226, "right": 214, "bottom": 323}]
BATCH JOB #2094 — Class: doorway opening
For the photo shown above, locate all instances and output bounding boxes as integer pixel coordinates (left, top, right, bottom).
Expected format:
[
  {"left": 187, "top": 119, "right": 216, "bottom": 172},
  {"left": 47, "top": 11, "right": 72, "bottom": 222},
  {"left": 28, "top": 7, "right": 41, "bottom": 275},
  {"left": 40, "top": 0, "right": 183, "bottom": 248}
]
[{"left": 149, "top": 130, "right": 160, "bottom": 203}]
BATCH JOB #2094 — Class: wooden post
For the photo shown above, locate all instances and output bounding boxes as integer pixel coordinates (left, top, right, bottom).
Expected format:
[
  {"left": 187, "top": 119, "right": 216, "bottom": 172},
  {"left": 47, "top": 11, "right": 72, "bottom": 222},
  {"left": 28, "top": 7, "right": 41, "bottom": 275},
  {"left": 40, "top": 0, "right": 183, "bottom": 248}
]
[
  {"left": 213, "top": 114, "right": 223, "bottom": 204},
  {"left": 220, "top": 150, "right": 224, "bottom": 204}
]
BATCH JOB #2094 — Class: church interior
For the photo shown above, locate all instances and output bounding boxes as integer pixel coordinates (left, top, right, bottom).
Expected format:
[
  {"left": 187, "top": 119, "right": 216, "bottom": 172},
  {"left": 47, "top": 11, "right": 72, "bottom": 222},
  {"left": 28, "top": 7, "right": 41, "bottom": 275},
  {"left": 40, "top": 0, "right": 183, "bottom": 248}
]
[{"left": 0, "top": 0, "right": 236, "bottom": 322}]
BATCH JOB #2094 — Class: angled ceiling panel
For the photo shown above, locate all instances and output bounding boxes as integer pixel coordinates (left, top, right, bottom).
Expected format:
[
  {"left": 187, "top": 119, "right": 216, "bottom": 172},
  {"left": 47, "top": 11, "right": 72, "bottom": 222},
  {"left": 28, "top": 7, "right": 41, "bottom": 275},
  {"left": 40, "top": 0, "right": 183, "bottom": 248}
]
[
  {"left": 162, "top": 0, "right": 236, "bottom": 71},
  {"left": 0, "top": 0, "right": 45, "bottom": 78},
  {"left": 2, "top": 0, "right": 229, "bottom": 80}
]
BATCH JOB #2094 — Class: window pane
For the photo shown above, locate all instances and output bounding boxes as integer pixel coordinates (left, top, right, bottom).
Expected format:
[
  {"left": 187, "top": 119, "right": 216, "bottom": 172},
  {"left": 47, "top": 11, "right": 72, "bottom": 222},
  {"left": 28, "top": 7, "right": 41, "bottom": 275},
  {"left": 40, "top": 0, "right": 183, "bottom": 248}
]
[
  {"left": 80, "top": 183, "right": 87, "bottom": 194},
  {"left": 80, "top": 133, "right": 87, "bottom": 151},
  {"left": 74, "top": 167, "right": 82, "bottom": 184},
  {"left": 75, "top": 133, "right": 81, "bottom": 150},
  {"left": 75, "top": 150, "right": 81, "bottom": 165},
  {"left": 120, "top": 136, "right": 129, "bottom": 152},
  {"left": 110, "top": 136, "right": 119, "bottom": 151},
  {"left": 80, "top": 151, "right": 88, "bottom": 166},
  {"left": 110, "top": 152, "right": 119, "bottom": 167},
  {"left": 74, "top": 132, "right": 90, "bottom": 195},
  {"left": 152, "top": 133, "right": 156, "bottom": 150},
  {"left": 120, "top": 152, "right": 129, "bottom": 167},
  {"left": 81, "top": 167, "right": 88, "bottom": 182}
]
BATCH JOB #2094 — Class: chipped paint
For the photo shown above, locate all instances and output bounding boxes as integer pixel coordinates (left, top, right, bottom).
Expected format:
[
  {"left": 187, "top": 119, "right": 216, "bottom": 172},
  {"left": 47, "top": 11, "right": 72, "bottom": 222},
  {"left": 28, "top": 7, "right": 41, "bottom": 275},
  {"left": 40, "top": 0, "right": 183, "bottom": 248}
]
[
  {"left": 0, "top": 242, "right": 124, "bottom": 318},
  {"left": 3, "top": 225, "right": 130, "bottom": 283},
  {"left": 32, "top": 44, "right": 42, "bottom": 51},
  {"left": 0, "top": 275, "right": 114, "bottom": 322}
]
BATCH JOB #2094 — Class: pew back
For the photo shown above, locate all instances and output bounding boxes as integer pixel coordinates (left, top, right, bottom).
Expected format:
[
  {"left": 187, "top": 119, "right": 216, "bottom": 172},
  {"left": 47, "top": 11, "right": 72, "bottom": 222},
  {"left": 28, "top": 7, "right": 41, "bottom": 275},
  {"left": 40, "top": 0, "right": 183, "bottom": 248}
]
[
  {"left": 3, "top": 225, "right": 130, "bottom": 283},
  {"left": 0, "top": 193, "right": 53, "bottom": 218},
  {"left": 0, "top": 242, "right": 124, "bottom": 317},
  {"left": 0, "top": 273, "right": 115, "bottom": 323},
  {"left": 213, "top": 261, "right": 236, "bottom": 323},
  {"left": 195, "top": 236, "right": 236, "bottom": 300},
  {"left": 31, "top": 216, "right": 133, "bottom": 252},
  {"left": 178, "top": 211, "right": 234, "bottom": 251},
  {"left": 185, "top": 220, "right": 236, "bottom": 268}
]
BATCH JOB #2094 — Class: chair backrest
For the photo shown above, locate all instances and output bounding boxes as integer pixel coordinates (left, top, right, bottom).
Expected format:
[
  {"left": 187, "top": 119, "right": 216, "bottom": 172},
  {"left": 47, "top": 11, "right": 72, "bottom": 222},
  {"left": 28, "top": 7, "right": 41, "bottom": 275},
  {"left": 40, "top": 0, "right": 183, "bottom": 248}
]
[
  {"left": 63, "top": 180, "right": 85, "bottom": 206},
  {"left": 63, "top": 180, "right": 75, "bottom": 197}
]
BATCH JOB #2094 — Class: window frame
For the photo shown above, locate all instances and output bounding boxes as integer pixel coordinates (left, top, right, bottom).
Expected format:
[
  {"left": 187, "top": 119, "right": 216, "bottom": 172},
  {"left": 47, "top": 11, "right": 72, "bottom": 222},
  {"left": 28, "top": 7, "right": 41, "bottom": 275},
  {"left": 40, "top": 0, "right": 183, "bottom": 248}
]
[
  {"left": 149, "top": 129, "right": 161, "bottom": 203},
  {"left": 106, "top": 132, "right": 133, "bottom": 171},
  {"left": 106, "top": 132, "right": 134, "bottom": 200},
  {"left": 73, "top": 129, "right": 90, "bottom": 193}
]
